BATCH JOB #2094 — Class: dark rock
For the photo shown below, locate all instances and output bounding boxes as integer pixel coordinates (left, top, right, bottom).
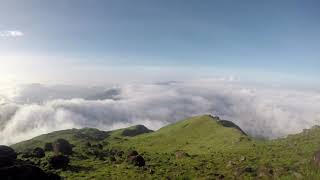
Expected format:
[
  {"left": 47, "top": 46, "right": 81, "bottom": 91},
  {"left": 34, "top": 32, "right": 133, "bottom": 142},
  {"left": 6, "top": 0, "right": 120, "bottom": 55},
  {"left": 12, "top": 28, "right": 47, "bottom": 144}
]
[
  {"left": 53, "top": 139, "right": 73, "bottom": 155},
  {"left": 44, "top": 143, "right": 53, "bottom": 151},
  {"left": 0, "top": 164, "right": 61, "bottom": 180},
  {"left": 218, "top": 120, "right": 247, "bottom": 135},
  {"left": 128, "top": 155, "right": 145, "bottom": 167},
  {"left": 33, "top": 147, "right": 45, "bottom": 158},
  {"left": 0, "top": 146, "right": 17, "bottom": 167},
  {"left": 49, "top": 155, "right": 70, "bottom": 169}
]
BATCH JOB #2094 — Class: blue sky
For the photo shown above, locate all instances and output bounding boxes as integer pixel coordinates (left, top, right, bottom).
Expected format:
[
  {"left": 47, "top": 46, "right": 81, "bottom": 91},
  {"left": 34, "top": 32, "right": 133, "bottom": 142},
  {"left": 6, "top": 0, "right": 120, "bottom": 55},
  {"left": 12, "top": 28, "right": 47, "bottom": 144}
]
[{"left": 0, "top": 0, "right": 319, "bottom": 86}]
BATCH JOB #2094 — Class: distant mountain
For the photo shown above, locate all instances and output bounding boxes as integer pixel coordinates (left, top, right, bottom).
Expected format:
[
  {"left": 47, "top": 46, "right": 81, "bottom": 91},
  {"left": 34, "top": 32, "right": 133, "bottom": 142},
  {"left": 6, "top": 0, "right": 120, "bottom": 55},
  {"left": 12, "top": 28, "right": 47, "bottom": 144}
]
[
  {"left": 6, "top": 115, "right": 320, "bottom": 179},
  {"left": 85, "top": 88, "right": 121, "bottom": 100}
]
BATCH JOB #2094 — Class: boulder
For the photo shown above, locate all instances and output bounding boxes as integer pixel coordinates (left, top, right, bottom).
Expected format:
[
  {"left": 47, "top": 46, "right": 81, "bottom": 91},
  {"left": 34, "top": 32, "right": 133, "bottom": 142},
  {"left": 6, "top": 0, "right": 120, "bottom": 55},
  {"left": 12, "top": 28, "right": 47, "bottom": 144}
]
[
  {"left": 218, "top": 120, "right": 247, "bottom": 135},
  {"left": 127, "top": 150, "right": 145, "bottom": 167},
  {"left": 0, "top": 164, "right": 60, "bottom": 180},
  {"left": 0, "top": 146, "right": 17, "bottom": 167},
  {"left": 128, "top": 155, "right": 145, "bottom": 167},
  {"left": 53, "top": 139, "right": 73, "bottom": 155},
  {"left": 33, "top": 147, "right": 45, "bottom": 158},
  {"left": 49, "top": 155, "right": 70, "bottom": 169}
]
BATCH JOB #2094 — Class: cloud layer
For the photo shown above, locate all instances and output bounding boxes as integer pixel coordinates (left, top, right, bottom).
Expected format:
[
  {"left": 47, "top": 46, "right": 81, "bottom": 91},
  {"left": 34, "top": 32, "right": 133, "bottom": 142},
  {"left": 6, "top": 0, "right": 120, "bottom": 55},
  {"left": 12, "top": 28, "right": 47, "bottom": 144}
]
[
  {"left": 0, "top": 79, "right": 320, "bottom": 145},
  {"left": 0, "top": 30, "right": 24, "bottom": 37}
]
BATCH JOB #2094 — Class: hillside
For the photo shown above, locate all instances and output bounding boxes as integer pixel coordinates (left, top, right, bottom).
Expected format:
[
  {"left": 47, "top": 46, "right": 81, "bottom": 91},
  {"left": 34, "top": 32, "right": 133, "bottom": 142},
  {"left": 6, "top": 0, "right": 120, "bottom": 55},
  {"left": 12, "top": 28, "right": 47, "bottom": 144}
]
[
  {"left": 5, "top": 115, "right": 320, "bottom": 179},
  {"left": 109, "top": 115, "right": 250, "bottom": 154}
]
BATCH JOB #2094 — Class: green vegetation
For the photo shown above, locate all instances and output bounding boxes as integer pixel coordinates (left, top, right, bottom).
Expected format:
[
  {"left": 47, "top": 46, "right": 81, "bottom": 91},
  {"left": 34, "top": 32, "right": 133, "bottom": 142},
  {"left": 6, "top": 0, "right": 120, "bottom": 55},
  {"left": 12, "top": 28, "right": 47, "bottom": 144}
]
[{"left": 11, "top": 115, "right": 320, "bottom": 179}]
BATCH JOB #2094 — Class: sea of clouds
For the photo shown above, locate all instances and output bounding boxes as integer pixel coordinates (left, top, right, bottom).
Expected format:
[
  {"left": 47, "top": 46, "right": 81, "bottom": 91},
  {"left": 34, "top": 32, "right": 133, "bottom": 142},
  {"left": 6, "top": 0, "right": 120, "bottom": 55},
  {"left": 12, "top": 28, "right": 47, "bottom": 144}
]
[{"left": 0, "top": 79, "right": 320, "bottom": 145}]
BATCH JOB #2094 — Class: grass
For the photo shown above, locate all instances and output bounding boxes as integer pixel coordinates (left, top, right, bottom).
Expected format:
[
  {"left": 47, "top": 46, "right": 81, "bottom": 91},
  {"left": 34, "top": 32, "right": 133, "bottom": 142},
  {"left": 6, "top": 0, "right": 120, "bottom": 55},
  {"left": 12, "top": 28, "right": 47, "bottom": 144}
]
[{"left": 11, "top": 115, "right": 320, "bottom": 179}]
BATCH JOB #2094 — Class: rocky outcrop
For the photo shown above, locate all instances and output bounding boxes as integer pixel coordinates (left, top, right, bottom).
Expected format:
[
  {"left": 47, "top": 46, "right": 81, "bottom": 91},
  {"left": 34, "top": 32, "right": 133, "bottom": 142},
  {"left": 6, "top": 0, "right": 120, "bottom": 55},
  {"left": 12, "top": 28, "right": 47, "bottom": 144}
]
[
  {"left": 49, "top": 155, "right": 70, "bottom": 169},
  {"left": 217, "top": 120, "right": 247, "bottom": 135},
  {"left": 0, "top": 145, "right": 60, "bottom": 179},
  {"left": 0, "top": 164, "right": 60, "bottom": 180},
  {"left": 53, "top": 139, "right": 73, "bottom": 155},
  {"left": 127, "top": 150, "right": 145, "bottom": 167},
  {"left": 128, "top": 155, "right": 145, "bottom": 167}
]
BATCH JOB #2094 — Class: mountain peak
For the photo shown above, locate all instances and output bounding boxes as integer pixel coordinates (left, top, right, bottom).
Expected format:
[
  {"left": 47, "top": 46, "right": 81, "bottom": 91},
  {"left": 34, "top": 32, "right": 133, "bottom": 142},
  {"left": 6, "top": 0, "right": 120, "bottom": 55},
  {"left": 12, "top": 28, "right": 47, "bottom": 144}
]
[
  {"left": 191, "top": 114, "right": 246, "bottom": 135},
  {"left": 120, "top": 125, "right": 153, "bottom": 137}
]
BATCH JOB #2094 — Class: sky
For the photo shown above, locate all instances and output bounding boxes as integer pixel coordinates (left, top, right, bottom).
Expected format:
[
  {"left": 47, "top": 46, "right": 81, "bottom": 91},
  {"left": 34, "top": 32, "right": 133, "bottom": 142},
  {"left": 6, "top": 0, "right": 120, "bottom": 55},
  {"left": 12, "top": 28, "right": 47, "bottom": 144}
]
[{"left": 0, "top": 0, "right": 320, "bottom": 86}]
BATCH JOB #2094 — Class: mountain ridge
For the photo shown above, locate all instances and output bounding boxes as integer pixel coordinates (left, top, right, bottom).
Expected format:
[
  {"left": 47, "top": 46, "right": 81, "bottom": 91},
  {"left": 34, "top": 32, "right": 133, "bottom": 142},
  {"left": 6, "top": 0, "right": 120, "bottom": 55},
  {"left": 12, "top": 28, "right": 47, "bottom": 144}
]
[{"left": 6, "top": 115, "right": 320, "bottom": 179}]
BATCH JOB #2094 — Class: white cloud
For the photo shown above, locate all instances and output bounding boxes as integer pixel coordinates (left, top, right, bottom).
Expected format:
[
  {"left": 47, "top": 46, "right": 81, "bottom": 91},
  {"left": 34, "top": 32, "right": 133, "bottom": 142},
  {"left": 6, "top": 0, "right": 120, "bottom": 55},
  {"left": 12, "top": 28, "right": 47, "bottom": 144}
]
[
  {"left": 0, "top": 80, "right": 320, "bottom": 145},
  {"left": 0, "top": 30, "right": 24, "bottom": 37}
]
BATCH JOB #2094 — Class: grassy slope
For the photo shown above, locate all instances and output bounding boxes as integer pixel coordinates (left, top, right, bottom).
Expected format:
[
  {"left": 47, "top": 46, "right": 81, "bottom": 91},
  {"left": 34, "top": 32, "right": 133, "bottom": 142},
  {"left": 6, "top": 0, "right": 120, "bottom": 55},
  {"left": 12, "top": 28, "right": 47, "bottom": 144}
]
[
  {"left": 110, "top": 115, "right": 251, "bottom": 154},
  {"left": 11, "top": 115, "right": 320, "bottom": 179}
]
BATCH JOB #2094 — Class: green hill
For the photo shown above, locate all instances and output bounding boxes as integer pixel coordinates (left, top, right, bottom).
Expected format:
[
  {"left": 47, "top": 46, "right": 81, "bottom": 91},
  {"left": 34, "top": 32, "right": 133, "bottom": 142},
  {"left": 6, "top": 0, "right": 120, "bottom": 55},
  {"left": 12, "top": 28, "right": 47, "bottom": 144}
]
[
  {"left": 9, "top": 115, "right": 320, "bottom": 179},
  {"left": 110, "top": 115, "right": 250, "bottom": 154}
]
